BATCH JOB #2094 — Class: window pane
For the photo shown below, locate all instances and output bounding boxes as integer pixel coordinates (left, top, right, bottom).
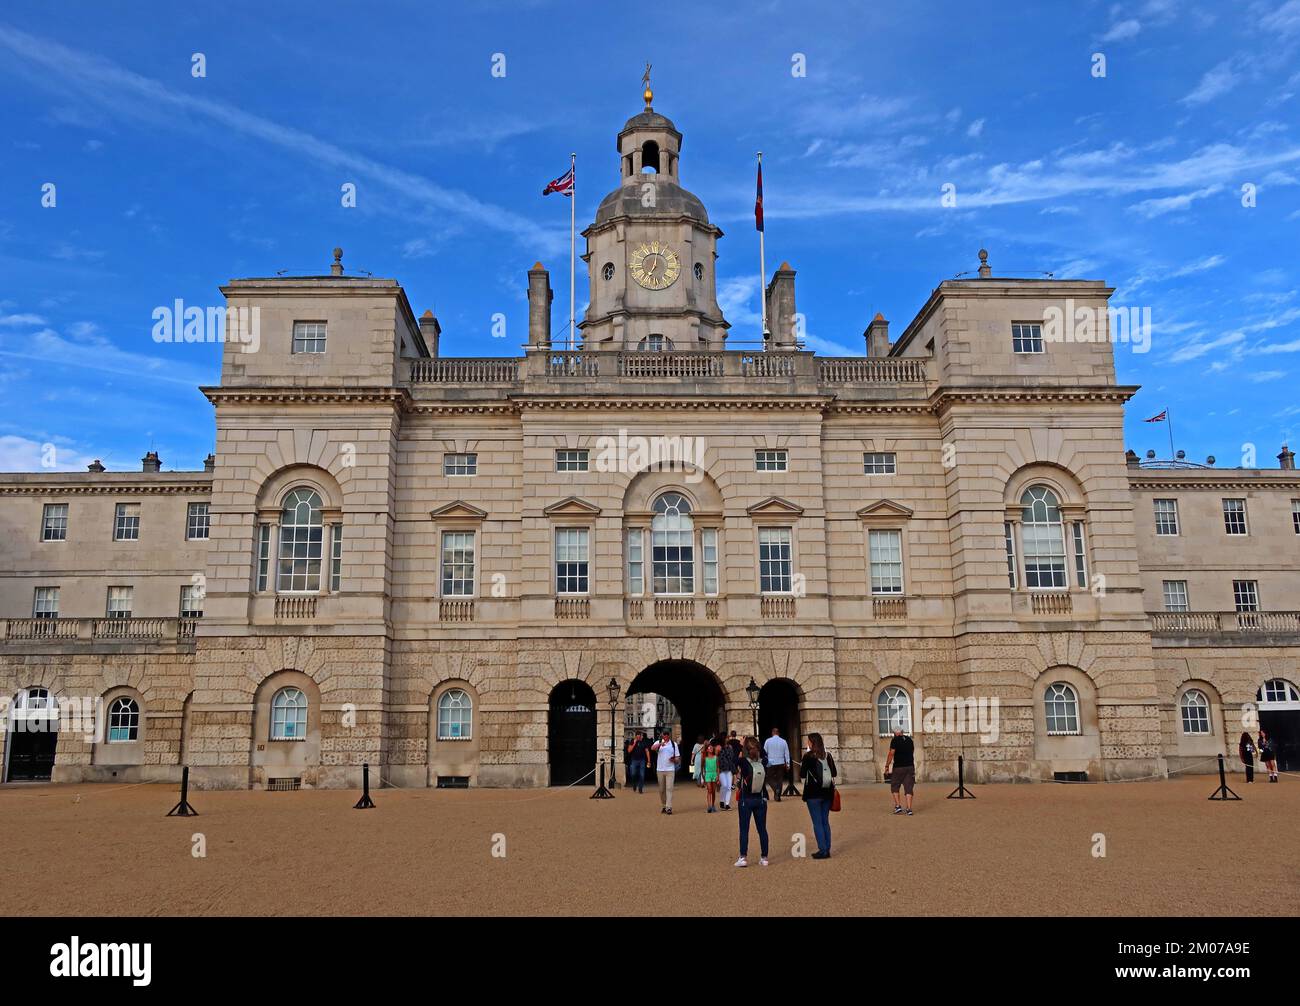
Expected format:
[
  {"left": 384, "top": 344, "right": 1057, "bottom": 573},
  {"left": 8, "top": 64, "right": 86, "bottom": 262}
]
[
  {"left": 441, "top": 531, "right": 476, "bottom": 596},
  {"left": 291, "top": 321, "right": 327, "bottom": 354},
  {"left": 42, "top": 504, "right": 68, "bottom": 541},
  {"left": 555, "top": 449, "right": 589, "bottom": 472},
  {"left": 652, "top": 494, "right": 694, "bottom": 594},
  {"left": 755, "top": 450, "right": 787, "bottom": 472},
  {"left": 863, "top": 452, "right": 897, "bottom": 475},
  {"left": 277, "top": 489, "right": 323, "bottom": 592},
  {"left": 186, "top": 502, "right": 210, "bottom": 540},
  {"left": 555, "top": 527, "right": 589, "bottom": 594},
  {"left": 868, "top": 529, "right": 903, "bottom": 595},
  {"left": 701, "top": 528, "right": 719, "bottom": 595},
  {"left": 626, "top": 528, "right": 644, "bottom": 596},
  {"left": 1012, "top": 322, "right": 1044, "bottom": 353},
  {"left": 758, "top": 527, "right": 792, "bottom": 594}
]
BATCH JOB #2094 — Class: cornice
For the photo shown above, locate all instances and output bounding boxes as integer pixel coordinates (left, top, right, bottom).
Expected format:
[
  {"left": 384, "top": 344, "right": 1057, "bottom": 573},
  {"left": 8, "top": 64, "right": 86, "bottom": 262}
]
[
  {"left": 512, "top": 396, "right": 831, "bottom": 412},
  {"left": 1129, "top": 477, "right": 1300, "bottom": 491},
  {"left": 0, "top": 482, "right": 211, "bottom": 496},
  {"left": 931, "top": 386, "right": 1138, "bottom": 409},
  {"left": 201, "top": 386, "right": 408, "bottom": 407}
]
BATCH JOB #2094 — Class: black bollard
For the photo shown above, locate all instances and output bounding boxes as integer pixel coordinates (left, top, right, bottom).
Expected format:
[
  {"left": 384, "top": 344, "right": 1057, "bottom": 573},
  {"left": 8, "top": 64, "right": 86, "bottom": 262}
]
[
  {"left": 591, "top": 758, "right": 614, "bottom": 799},
  {"left": 354, "top": 762, "right": 376, "bottom": 809},
  {"left": 166, "top": 766, "right": 199, "bottom": 817},
  {"left": 946, "top": 754, "right": 976, "bottom": 799},
  {"left": 1207, "top": 753, "right": 1241, "bottom": 801}
]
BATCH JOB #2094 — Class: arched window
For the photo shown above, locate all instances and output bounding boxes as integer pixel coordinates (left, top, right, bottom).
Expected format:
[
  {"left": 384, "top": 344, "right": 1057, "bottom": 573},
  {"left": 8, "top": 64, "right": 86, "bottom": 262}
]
[
  {"left": 1258, "top": 679, "right": 1300, "bottom": 705},
  {"left": 107, "top": 696, "right": 140, "bottom": 742},
  {"left": 1044, "top": 682, "right": 1080, "bottom": 735},
  {"left": 638, "top": 334, "right": 673, "bottom": 352},
  {"left": 270, "top": 687, "right": 308, "bottom": 741},
  {"left": 1180, "top": 688, "right": 1211, "bottom": 735},
  {"left": 1020, "top": 486, "right": 1067, "bottom": 589},
  {"left": 278, "top": 489, "right": 324, "bottom": 593},
  {"left": 13, "top": 686, "right": 56, "bottom": 729},
  {"left": 437, "top": 689, "right": 473, "bottom": 741},
  {"left": 641, "top": 140, "right": 660, "bottom": 173},
  {"left": 602, "top": 262, "right": 615, "bottom": 281},
  {"left": 877, "top": 685, "right": 912, "bottom": 737},
  {"left": 652, "top": 493, "right": 694, "bottom": 594}
]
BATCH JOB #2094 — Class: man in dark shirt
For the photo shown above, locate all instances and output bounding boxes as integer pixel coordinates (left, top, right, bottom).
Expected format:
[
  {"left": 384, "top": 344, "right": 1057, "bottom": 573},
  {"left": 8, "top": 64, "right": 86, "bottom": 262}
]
[
  {"left": 884, "top": 727, "right": 916, "bottom": 816},
  {"left": 625, "top": 731, "right": 649, "bottom": 794}
]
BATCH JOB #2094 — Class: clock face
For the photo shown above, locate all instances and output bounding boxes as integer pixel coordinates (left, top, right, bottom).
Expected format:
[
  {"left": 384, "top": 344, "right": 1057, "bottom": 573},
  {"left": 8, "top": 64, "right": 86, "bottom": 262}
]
[{"left": 629, "top": 240, "right": 681, "bottom": 290}]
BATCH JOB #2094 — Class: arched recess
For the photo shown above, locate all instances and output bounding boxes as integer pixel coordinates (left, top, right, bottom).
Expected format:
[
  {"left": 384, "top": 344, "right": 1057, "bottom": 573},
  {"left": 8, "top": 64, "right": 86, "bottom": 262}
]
[
  {"left": 1257, "top": 677, "right": 1300, "bottom": 772},
  {"left": 255, "top": 463, "right": 345, "bottom": 513},
  {"left": 2, "top": 685, "right": 60, "bottom": 783},
  {"left": 871, "top": 677, "right": 917, "bottom": 779},
  {"left": 1032, "top": 665, "right": 1101, "bottom": 778},
  {"left": 627, "top": 660, "right": 727, "bottom": 778},
  {"left": 1171, "top": 679, "right": 1224, "bottom": 767},
  {"left": 757, "top": 678, "right": 802, "bottom": 759},
  {"left": 252, "top": 464, "right": 346, "bottom": 596},
  {"left": 93, "top": 685, "right": 145, "bottom": 768},
  {"left": 549, "top": 679, "right": 597, "bottom": 786},
  {"left": 249, "top": 669, "right": 322, "bottom": 788},
  {"left": 1003, "top": 464, "right": 1090, "bottom": 593},
  {"left": 429, "top": 679, "right": 480, "bottom": 787}
]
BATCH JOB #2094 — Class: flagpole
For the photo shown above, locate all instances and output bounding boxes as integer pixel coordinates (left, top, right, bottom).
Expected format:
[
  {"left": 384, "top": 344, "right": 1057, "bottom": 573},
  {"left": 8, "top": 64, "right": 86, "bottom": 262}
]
[
  {"left": 1165, "top": 406, "right": 1175, "bottom": 460},
  {"left": 569, "top": 152, "right": 576, "bottom": 352},
  {"left": 757, "top": 151, "right": 766, "bottom": 344}
]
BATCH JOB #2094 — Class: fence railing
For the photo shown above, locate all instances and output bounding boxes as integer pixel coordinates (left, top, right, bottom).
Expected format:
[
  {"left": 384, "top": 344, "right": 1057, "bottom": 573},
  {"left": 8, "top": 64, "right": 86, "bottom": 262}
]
[
  {"left": 819, "top": 357, "right": 928, "bottom": 383},
  {"left": 410, "top": 358, "right": 521, "bottom": 383},
  {"left": 618, "top": 351, "right": 725, "bottom": 379},
  {"left": 1151, "top": 610, "right": 1300, "bottom": 635},
  {"left": 3, "top": 617, "right": 199, "bottom": 643},
  {"left": 4, "top": 617, "right": 81, "bottom": 641}
]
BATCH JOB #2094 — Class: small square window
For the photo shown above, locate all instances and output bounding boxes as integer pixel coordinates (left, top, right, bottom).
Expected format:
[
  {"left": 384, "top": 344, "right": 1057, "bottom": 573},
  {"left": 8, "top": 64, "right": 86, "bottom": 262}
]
[
  {"left": 113, "top": 503, "right": 140, "bottom": 541},
  {"left": 292, "top": 321, "right": 327, "bottom": 354},
  {"left": 444, "top": 453, "right": 477, "bottom": 476},
  {"left": 1232, "top": 579, "right": 1259, "bottom": 612},
  {"left": 555, "top": 449, "right": 589, "bottom": 472},
  {"left": 41, "top": 504, "right": 68, "bottom": 541},
  {"left": 755, "top": 449, "right": 788, "bottom": 472},
  {"left": 863, "top": 452, "right": 897, "bottom": 475},
  {"left": 1012, "top": 322, "right": 1044, "bottom": 354},
  {"left": 186, "top": 502, "right": 210, "bottom": 540}
]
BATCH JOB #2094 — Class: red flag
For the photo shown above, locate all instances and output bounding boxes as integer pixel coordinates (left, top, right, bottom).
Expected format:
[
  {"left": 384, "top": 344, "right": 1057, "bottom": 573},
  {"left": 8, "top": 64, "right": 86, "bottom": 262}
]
[
  {"left": 542, "top": 165, "right": 574, "bottom": 197},
  {"left": 1144, "top": 410, "right": 1167, "bottom": 422},
  {"left": 754, "top": 163, "right": 764, "bottom": 232}
]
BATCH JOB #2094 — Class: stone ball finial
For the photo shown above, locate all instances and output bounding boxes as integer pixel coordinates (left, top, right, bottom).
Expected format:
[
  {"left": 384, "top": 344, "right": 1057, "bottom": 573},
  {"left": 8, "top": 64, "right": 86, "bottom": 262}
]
[
  {"left": 330, "top": 247, "right": 344, "bottom": 276},
  {"left": 977, "top": 248, "right": 992, "bottom": 278}
]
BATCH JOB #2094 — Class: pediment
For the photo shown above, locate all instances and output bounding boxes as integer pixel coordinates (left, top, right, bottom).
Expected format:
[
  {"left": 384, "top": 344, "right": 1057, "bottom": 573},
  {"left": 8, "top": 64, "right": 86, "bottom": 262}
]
[
  {"left": 542, "top": 495, "right": 602, "bottom": 517},
  {"left": 857, "top": 499, "right": 914, "bottom": 521},
  {"left": 745, "top": 496, "right": 805, "bottom": 518},
  {"left": 430, "top": 500, "right": 488, "bottom": 520}
]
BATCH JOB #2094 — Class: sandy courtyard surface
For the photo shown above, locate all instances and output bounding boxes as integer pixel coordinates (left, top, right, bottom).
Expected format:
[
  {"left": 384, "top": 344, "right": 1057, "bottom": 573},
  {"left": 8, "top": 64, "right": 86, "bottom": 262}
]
[{"left": 0, "top": 776, "right": 1295, "bottom": 916}]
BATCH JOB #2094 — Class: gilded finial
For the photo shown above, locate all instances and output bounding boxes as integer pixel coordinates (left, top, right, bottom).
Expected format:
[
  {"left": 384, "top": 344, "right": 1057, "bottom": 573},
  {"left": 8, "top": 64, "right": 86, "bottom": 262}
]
[{"left": 642, "top": 60, "right": 653, "bottom": 109}]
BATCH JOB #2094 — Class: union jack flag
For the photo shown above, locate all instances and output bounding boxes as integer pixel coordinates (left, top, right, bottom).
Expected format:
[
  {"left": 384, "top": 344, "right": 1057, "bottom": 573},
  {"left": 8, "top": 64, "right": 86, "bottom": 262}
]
[
  {"left": 1144, "top": 410, "right": 1167, "bottom": 422},
  {"left": 542, "top": 165, "right": 574, "bottom": 197}
]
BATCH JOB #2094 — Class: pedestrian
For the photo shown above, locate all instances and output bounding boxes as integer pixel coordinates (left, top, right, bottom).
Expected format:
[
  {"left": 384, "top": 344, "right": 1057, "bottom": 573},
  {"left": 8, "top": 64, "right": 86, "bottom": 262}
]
[
  {"left": 763, "top": 727, "right": 791, "bottom": 801},
  {"left": 702, "top": 743, "right": 720, "bottom": 812},
  {"left": 727, "top": 730, "right": 743, "bottom": 761},
  {"left": 885, "top": 726, "right": 916, "bottom": 815},
  {"left": 1239, "top": 730, "right": 1256, "bottom": 783},
  {"left": 626, "top": 730, "right": 649, "bottom": 794},
  {"left": 1258, "top": 728, "right": 1278, "bottom": 782},
  {"left": 691, "top": 734, "right": 706, "bottom": 787},
  {"left": 718, "top": 732, "right": 737, "bottom": 810},
  {"left": 734, "top": 735, "right": 770, "bottom": 867},
  {"left": 651, "top": 729, "right": 680, "bottom": 813},
  {"left": 800, "top": 732, "right": 837, "bottom": 859}
]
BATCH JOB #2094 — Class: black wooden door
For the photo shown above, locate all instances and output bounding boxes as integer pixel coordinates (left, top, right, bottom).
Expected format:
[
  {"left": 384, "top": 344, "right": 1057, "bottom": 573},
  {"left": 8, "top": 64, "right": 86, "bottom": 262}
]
[
  {"left": 1261, "top": 710, "right": 1300, "bottom": 772},
  {"left": 549, "top": 691, "right": 596, "bottom": 786},
  {"left": 5, "top": 728, "right": 57, "bottom": 781}
]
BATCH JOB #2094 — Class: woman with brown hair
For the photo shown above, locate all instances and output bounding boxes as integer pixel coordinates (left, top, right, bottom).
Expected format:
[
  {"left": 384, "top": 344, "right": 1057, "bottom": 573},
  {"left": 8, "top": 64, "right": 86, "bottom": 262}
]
[
  {"left": 733, "top": 735, "right": 770, "bottom": 867},
  {"left": 800, "top": 732, "right": 837, "bottom": 859}
]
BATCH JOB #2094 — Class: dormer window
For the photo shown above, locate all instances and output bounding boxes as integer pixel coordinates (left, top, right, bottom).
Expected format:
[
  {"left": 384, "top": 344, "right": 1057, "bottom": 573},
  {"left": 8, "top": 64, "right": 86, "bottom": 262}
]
[{"left": 292, "top": 321, "right": 327, "bottom": 354}]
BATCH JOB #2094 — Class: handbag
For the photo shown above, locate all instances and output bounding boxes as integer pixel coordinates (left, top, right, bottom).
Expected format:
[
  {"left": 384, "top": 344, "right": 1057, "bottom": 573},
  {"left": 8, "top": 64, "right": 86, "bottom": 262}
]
[{"left": 831, "top": 788, "right": 842, "bottom": 813}]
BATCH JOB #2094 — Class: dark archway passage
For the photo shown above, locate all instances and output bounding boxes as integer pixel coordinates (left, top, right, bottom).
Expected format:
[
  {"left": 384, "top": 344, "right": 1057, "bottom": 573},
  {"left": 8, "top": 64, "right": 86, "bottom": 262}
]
[
  {"left": 548, "top": 679, "right": 597, "bottom": 786},
  {"left": 627, "top": 660, "right": 727, "bottom": 778},
  {"left": 758, "top": 678, "right": 802, "bottom": 756}
]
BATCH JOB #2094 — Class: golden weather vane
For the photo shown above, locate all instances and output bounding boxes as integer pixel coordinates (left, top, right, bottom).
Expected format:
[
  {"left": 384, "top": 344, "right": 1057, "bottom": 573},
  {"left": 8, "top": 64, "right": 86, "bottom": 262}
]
[{"left": 642, "top": 61, "right": 653, "bottom": 108}]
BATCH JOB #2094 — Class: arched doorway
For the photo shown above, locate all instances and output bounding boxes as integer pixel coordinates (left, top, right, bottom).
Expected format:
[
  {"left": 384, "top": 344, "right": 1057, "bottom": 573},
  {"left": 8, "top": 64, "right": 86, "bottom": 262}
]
[
  {"left": 758, "top": 678, "right": 802, "bottom": 755},
  {"left": 549, "top": 680, "right": 597, "bottom": 786},
  {"left": 3, "top": 687, "right": 59, "bottom": 782},
  {"left": 1257, "top": 678, "right": 1300, "bottom": 772},
  {"left": 627, "top": 660, "right": 727, "bottom": 778}
]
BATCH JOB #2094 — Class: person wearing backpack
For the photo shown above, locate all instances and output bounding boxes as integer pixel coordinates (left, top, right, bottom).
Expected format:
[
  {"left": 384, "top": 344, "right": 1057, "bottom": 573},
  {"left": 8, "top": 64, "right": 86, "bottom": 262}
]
[
  {"left": 734, "top": 735, "right": 770, "bottom": 867},
  {"left": 651, "top": 729, "right": 681, "bottom": 813},
  {"left": 799, "top": 732, "right": 837, "bottom": 859}
]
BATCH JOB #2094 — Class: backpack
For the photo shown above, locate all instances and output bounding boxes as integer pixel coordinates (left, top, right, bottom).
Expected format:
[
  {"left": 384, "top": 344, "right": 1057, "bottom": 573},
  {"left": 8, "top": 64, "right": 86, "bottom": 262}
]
[
  {"left": 747, "top": 758, "right": 766, "bottom": 796},
  {"left": 817, "top": 756, "right": 833, "bottom": 789}
]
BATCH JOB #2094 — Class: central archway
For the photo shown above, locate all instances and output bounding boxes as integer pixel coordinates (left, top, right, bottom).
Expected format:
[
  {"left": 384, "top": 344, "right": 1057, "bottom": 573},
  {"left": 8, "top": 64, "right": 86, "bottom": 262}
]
[{"left": 627, "top": 660, "right": 727, "bottom": 778}]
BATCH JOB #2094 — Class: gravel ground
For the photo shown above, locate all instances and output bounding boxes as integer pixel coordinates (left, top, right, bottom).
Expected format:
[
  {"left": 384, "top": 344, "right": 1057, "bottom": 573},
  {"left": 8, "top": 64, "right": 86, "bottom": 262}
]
[{"left": 0, "top": 776, "right": 1295, "bottom": 916}]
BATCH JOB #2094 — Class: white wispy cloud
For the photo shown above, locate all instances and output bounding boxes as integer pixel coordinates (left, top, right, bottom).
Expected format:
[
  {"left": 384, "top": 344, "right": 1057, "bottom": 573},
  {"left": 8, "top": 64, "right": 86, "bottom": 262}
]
[
  {"left": 966, "top": 118, "right": 985, "bottom": 138},
  {"left": 1182, "top": 60, "right": 1240, "bottom": 105},
  {"left": 1128, "top": 183, "right": 1223, "bottom": 218},
  {"left": 1169, "top": 330, "right": 1245, "bottom": 362},
  {"left": 1102, "top": 19, "right": 1142, "bottom": 41},
  {"left": 0, "top": 434, "right": 99, "bottom": 473}
]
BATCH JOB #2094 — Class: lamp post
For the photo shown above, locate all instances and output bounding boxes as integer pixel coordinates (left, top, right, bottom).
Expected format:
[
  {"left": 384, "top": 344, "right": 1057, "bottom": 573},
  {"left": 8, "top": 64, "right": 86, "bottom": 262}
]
[
  {"left": 607, "top": 676, "right": 621, "bottom": 790},
  {"left": 746, "top": 677, "right": 760, "bottom": 736}
]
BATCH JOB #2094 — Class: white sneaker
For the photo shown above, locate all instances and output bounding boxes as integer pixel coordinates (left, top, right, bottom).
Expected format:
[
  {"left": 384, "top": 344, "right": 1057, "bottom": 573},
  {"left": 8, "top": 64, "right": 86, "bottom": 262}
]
[
  {"left": 734, "top": 856, "right": 748, "bottom": 868},
  {"left": 760, "top": 857, "right": 769, "bottom": 867}
]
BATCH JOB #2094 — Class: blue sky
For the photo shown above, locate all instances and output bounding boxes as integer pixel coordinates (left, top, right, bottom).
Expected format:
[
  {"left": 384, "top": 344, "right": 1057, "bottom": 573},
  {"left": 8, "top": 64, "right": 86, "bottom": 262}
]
[{"left": 1, "top": 0, "right": 1298, "bottom": 472}]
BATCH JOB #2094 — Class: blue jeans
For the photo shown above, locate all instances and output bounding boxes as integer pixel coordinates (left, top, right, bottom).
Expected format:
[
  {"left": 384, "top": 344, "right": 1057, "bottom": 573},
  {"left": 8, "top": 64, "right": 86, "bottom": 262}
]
[
  {"left": 737, "top": 795, "right": 769, "bottom": 858},
  {"left": 628, "top": 762, "right": 645, "bottom": 793},
  {"left": 806, "top": 797, "right": 832, "bottom": 854}
]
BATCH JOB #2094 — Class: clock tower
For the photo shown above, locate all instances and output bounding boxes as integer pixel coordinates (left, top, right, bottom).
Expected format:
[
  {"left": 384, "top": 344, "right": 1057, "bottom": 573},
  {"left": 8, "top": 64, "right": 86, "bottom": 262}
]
[{"left": 579, "top": 82, "right": 728, "bottom": 350}]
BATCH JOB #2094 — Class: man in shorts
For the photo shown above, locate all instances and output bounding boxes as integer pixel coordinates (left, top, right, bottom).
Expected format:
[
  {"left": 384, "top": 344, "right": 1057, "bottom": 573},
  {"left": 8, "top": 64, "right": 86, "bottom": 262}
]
[{"left": 884, "top": 727, "right": 916, "bottom": 816}]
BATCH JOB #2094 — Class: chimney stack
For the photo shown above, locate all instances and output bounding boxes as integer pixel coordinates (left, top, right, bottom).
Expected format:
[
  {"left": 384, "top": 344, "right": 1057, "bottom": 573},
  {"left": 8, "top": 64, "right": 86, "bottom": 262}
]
[
  {"left": 527, "top": 262, "right": 553, "bottom": 348},
  {"left": 87, "top": 459, "right": 105, "bottom": 473},
  {"left": 203, "top": 453, "right": 216, "bottom": 473},
  {"left": 419, "top": 310, "right": 441, "bottom": 358},
  {"left": 766, "top": 262, "right": 798, "bottom": 350},
  {"left": 865, "top": 313, "right": 890, "bottom": 357},
  {"left": 330, "top": 247, "right": 344, "bottom": 276},
  {"left": 1280, "top": 444, "right": 1296, "bottom": 470},
  {"left": 1125, "top": 449, "right": 1139, "bottom": 469},
  {"left": 142, "top": 451, "right": 161, "bottom": 473}
]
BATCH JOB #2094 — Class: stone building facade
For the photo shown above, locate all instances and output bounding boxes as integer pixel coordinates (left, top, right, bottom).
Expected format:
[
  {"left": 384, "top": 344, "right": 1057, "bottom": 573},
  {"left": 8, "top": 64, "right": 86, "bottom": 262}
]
[{"left": 2, "top": 100, "right": 1298, "bottom": 789}]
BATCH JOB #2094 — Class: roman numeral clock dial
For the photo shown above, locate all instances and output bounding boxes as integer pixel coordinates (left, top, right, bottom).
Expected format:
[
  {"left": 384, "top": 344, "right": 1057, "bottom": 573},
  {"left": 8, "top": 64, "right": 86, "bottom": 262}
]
[{"left": 629, "top": 240, "right": 681, "bottom": 290}]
